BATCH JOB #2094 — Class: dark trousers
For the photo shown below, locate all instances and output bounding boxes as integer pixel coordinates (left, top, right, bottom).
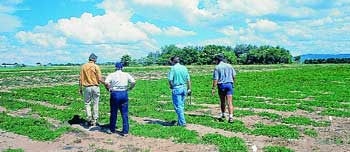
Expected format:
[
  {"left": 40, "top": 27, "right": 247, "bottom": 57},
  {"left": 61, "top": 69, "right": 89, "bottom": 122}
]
[{"left": 110, "top": 91, "right": 129, "bottom": 134}]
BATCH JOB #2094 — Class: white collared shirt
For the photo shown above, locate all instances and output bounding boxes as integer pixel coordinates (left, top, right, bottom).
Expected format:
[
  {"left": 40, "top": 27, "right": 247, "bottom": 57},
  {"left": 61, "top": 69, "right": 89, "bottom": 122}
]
[{"left": 105, "top": 70, "right": 135, "bottom": 90}]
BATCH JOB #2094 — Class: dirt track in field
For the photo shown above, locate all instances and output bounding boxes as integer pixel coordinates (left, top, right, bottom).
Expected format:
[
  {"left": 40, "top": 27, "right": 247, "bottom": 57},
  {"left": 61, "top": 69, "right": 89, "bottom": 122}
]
[{"left": 0, "top": 125, "right": 217, "bottom": 152}]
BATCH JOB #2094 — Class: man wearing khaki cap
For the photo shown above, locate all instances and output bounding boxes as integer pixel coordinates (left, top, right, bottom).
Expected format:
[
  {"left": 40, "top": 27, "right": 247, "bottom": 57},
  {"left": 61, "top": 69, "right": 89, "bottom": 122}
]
[{"left": 79, "top": 53, "right": 105, "bottom": 127}]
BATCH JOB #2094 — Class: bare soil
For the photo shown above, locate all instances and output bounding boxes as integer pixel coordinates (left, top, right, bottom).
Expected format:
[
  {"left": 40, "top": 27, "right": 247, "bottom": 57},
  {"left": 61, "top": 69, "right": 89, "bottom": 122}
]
[{"left": 0, "top": 124, "right": 217, "bottom": 152}]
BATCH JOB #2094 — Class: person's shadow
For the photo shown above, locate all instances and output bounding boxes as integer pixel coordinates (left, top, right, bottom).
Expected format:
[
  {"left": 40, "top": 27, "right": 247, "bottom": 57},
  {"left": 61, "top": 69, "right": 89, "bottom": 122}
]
[
  {"left": 143, "top": 119, "right": 177, "bottom": 126},
  {"left": 68, "top": 115, "right": 86, "bottom": 125},
  {"left": 68, "top": 115, "right": 108, "bottom": 131}
]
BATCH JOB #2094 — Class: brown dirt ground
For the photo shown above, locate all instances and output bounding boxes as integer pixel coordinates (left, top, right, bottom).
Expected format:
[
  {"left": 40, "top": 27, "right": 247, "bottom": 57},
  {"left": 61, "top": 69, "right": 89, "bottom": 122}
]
[
  {"left": 0, "top": 124, "right": 217, "bottom": 152},
  {"left": 131, "top": 116, "right": 350, "bottom": 152}
]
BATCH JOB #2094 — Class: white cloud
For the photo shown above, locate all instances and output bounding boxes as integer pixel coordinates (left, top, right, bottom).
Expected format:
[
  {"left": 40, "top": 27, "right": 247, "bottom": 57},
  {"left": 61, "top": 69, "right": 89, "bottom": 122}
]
[
  {"left": 8, "top": 0, "right": 163, "bottom": 64},
  {"left": 97, "top": 0, "right": 132, "bottom": 17},
  {"left": 285, "top": 28, "right": 312, "bottom": 39},
  {"left": 0, "top": 0, "right": 23, "bottom": 32},
  {"left": 0, "top": 5, "right": 15, "bottom": 13},
  {"left": 0, "top": 13, "right": 21, "bottom": 32},
  {"left": 135, "top": 22, "right": 162, "bottom": 35},
  {"left": 281, "top": 6, "right": 316, "bottom": 18},
  {"left": 56, "top": 12, "right": 148, "bottom": 44},
  {"left": 218, "top": 26, "right": 244, "bottom": 36},
  {"left": 308, "top": 17, "right": 334, "bottom": 26},
  {"left": 136, "top": 21, "right": 196, "bottom": 37},
  {"left": 218, "top": 0, "right": 280, "bottom": 16},
  {"left": 329, "top": 9, "right": 341, "bottom": 17},
  {"left": 163, "top": 26, "right": 196, "bottom": 37},
  {"left": 335, "top": 0, "right": 350, "bottom": 6},
  {"left": 177, "top": 0, "right": 217, "bottom": 23},
  {"left": 131, "top": 0, "right": 217, "bottom": 24},
  {"left": 248, "top": 19, "right": 279, "bottom": 32},
  {"left": 132, "top": 0, "right": 173, "bottom": 6},
  {"left": 16, "top": 31, "right": 67, "bottom": 48},
  {"left": 0, "top": 35, "right": 7, "bottom": 41}
]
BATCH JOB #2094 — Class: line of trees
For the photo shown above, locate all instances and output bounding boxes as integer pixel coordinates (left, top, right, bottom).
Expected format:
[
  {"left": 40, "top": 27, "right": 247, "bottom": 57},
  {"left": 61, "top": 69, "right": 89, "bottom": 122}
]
[
  {"left": 304, "top": 58, "right": 350, "bottom": 64},
  {"left": 127, "top": 44, "right": 292, "bottom": 66}
]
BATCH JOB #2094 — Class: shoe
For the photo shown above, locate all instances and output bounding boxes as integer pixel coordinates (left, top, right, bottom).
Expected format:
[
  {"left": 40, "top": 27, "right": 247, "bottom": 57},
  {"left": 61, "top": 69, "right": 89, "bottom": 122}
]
[
  {"left": 105, "top": 129, "right": 113, "bottom": 134},
  {"left": 178, "top": 124, "right": 187, "bottom": 127},
  {"left": 121, "top": 133, "right": 128, "bottom": 137},
  {"left": 218, "top": 115, "right": 225, "bottom": 122},
  {"left": 177, "top": 122, "right": 187, "bottom": 127},
  {"left": 228, "top": 118, "right": 234, "bottom": 123},
  {"left": 83, "top": 121, "right": 91, "bottom": 129},
  {"left": 91, "top": 120, "right": 98, "bottom": 126}
]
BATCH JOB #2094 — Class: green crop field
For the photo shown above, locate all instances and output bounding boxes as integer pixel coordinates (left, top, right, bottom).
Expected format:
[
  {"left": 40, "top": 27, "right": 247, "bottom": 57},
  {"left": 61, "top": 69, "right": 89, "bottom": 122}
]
[{"left": 0, "top": 64, "right": 349, "bottom": 152}]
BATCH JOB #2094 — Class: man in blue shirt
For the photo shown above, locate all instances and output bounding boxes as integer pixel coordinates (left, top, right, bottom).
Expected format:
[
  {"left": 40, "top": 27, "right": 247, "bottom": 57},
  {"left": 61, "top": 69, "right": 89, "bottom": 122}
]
[
  {"left": 168, "top": 56, "right": 191, "bottom": 126},
  {"left": 212, "top": 54, "right": 236, "bottom": 123}
]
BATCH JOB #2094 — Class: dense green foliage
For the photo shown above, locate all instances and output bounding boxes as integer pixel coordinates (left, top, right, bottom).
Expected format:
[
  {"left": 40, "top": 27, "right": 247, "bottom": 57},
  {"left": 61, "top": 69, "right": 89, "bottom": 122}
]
[
  {"left": 121, "top": 54, "right": 132, "bottom": 66},
  {"left": 304, "top": 58, "right": 350, "bottom": 64},
  {"left": 138, "top": 44, "right": 292, "bottom": 65}
]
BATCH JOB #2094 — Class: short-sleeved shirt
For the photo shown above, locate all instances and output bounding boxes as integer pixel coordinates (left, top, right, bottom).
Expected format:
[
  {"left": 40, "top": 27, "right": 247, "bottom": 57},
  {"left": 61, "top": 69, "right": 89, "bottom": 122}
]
[
  {"left": 80, "top": 61, "right": 102, "bottom": 87},
  {"left": 168, "top": 63, "right": 190, "bottom": 86},
  {"left": 105, "top": 70, "right": 135, "bottom": 91},
  {"left": 213, "top": 61, "right": 236, "bottom": 84}
]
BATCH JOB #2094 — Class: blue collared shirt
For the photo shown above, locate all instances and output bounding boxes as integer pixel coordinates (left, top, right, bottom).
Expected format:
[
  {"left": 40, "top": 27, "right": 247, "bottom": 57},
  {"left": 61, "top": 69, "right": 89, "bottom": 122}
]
[
  {"left": 213, "top": 61, "right": 236, "bottom": 84},
  {"left": 168, "top": 63, "right": 190, "bottom": 86}
]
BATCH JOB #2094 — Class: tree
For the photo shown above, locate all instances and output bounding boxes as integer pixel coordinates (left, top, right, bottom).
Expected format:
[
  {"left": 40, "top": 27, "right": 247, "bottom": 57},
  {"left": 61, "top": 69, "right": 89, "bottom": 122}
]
[
  {"left": 121, "top": 54, "right": 132, "bottom": 66},
  {"left": 294, "top": 56, "right": 301, "bottom": 63},
  {"left": 234, "top": 44, "right": 257, "bottom": 57},
  {"left": 181, "top": 46, "right": 199, "bottom": 65},
  {"left": 158, "top": 45, "right": 182, "bottom": 65},
  {"left": 223, "top": 51, "right": 237, "bottom": 64}
]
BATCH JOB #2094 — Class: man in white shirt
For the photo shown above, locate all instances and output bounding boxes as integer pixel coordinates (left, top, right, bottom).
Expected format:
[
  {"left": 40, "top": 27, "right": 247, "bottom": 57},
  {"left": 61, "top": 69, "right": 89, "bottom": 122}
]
[{"left": 104, "top": 62, "right": 136, "bottom": 136}]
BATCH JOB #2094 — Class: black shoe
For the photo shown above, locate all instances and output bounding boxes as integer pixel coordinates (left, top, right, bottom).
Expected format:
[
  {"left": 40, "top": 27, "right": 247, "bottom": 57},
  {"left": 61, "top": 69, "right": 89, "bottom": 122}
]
[
  {"left": 177, "top": 124, "right": 186, "bottom": 127},
  {"left": 218, "top": 116, "right": 225, "bottom": 122},
  {"left": 228, "top": 118, "right": 234, "bottom": 123},
  {"left": 105, "top": 129, "right": 113, "bottom": 134},
  {"left": 83, "top": 121, "right": 91, "bottom": 129}
]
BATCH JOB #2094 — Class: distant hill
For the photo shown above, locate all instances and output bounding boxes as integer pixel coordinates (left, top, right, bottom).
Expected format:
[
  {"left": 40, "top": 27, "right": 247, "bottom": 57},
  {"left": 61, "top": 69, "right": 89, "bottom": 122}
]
[{"left": 300, "top": 54, "right": 350, "bottom": 62}]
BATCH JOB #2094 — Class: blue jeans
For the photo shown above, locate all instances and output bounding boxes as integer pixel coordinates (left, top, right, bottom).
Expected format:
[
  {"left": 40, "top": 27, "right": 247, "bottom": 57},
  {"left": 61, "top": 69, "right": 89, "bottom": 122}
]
[
  {"left": 172, "top": 85, "right": 186, "bottom": 126},
  {"left": 110, "top": 91, "right": 129, "bottom": 134}
]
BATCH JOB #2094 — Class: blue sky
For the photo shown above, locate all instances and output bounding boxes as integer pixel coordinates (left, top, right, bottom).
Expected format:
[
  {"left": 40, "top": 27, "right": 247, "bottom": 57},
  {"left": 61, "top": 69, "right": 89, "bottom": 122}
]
[{"left": 1, "top": 0, "right": 350, "bottom": 64}]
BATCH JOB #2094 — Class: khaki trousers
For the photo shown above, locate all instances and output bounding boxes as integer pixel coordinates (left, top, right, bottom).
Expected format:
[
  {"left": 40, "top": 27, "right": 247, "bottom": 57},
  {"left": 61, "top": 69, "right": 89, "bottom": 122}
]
[{"left": 84, "top": 86, "right": 100, "bottom": 121}]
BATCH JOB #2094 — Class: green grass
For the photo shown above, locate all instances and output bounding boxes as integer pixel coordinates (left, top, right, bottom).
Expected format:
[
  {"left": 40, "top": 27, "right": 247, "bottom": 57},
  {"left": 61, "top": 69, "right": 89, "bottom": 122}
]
[
  {"left": 2, "top": 149, "right": 24, "bottom": 152},
  {"left": 251, "top": 123, "right": 300, "bottom": 139},
  {"left": 202, "top": 134, "right": 248, "bottom": 152},
  {"left": 0, "top": 96, "right": 82, "bottom": 122},
  {"left": 321, "top": 109, "right": 350, "bottom": 117},
  {"left": 282, "top": 116, "right": 330, "bottom": 127},
  {"left": 258, "top": 112, "right": 282, "bottom": 121},
  {"left": 263, "top": 146, "right": 294, "bottom": 152},
  {"left": 131, "top": 123, "right": 201, "bottom": 144},
  {"left": 0, "top": 112, "right": 71, "bottom": 141},
  {"left": 304, "top": 128, "right": 318, "bottom": 138},
  {"left": 0, "top": 64, "right": 349, "bottom": 145}
]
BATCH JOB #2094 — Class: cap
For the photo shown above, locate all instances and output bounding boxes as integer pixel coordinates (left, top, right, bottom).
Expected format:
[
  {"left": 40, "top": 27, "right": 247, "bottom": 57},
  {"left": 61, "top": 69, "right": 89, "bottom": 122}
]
[
  {"left": 115, "top": 62, "right": 123, "bottom": 70},
  {"left": 89, "top": 53, "right": 98, "bottom": 60}
]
